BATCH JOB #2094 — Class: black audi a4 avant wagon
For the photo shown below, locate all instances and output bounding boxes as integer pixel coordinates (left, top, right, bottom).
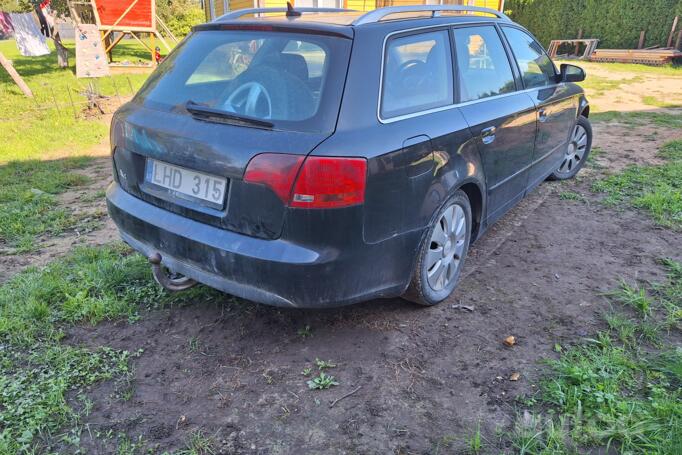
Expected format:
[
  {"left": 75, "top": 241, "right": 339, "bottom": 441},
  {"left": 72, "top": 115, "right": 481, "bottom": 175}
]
[{"left": 106, "top": 5, "right": 592, "bottom": 307}]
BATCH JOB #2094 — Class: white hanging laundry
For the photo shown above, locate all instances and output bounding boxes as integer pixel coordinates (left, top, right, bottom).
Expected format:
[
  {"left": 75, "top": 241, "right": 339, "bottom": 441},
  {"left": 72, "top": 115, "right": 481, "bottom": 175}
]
[{"left": 9, "top": 12, "right": 50, "bottom": 57}]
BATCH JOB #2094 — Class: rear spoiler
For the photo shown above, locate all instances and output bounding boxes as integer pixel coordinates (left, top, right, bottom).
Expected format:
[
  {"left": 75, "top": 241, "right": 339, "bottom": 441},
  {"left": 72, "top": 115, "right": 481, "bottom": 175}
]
[{"left": 193, "top": 22, "right": 354, "bottom": 39}]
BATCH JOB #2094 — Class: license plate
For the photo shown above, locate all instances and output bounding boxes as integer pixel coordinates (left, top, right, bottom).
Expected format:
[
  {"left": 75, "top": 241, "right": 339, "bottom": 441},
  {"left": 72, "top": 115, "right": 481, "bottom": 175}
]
[{"left": 145, "top": 158, "right": 227, "bottom": 205}]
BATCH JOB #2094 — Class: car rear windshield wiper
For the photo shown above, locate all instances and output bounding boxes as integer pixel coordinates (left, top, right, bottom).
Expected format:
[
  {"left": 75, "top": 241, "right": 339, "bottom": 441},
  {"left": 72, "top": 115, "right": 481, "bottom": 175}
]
[{"left": 185, "top": 101, "right": 274, "bottom": 129}]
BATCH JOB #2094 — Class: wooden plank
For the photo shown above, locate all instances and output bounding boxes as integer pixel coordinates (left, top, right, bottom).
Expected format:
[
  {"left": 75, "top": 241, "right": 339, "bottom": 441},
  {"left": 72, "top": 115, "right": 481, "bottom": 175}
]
[
  {"left": 0, "top": 52, "right": 33, "bottom": 97},
  {"left": 668, "top": 16, "right": 679, "bottom": 48},
  {"left": 101, "top": 0, "right": 140, "bottom": 42},
  {"left": 575, "top": 28, "right": 582, "bottom": 55},
  {"left": 638, "top": 30, "right": 646, "bottom": 49}
]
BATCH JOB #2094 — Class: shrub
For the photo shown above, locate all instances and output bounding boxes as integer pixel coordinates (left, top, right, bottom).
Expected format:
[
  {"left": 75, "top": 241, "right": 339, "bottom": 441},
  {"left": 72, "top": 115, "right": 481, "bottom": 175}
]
[{"left": 506, "top": 0, "right": 682, "bottom": 49}]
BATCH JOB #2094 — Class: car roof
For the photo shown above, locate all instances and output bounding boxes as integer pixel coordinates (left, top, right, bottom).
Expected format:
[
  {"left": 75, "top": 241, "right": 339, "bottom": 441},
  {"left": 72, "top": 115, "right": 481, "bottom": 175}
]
[{"left": 206, "top": 5, "right": 510, "bottom": 29}]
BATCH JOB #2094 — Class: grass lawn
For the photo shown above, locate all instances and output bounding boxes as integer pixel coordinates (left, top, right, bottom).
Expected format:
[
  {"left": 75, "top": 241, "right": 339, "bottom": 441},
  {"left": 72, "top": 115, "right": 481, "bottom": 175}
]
[
  {"left": 1, "top": 38, "right": 156, "bottom": 252},
  {"left": 0, "top": 38, "right": 153, "bottom": 163},
  {"left": 593, "top": 140, "right": 682, "bottom": 230}
]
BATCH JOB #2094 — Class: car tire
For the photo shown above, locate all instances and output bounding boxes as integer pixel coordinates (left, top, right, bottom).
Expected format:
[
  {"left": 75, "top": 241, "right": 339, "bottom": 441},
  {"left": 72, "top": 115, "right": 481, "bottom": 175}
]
[
  {"left": 548, "top": 115, "right": 592, "bottom": 180},
  {"left": 404, "top": 190, "right": 472, "bottom": 306}
]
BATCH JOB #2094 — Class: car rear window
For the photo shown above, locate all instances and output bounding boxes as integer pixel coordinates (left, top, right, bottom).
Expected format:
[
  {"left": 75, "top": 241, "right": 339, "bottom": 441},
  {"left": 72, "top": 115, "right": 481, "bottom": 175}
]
[{"left": 134, "top": 30, "right": 352, "bottom": 133}]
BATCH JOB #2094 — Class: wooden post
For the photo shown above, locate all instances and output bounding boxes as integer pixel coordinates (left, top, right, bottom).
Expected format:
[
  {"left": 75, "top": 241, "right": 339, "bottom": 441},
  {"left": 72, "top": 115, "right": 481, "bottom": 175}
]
[
  {"left": 638, "top": 30, "right": 646, "bottom": 49},
  {"left": 0, "top": 52, "right": 33, "bottom": 98},
  {"left": 574, "top": 28, "right": 583, "bottom": 56},
  {"left": 667, "top": 16, "right": 679, "bottom": 48},
  {"left": 150, "top": 32, "right": 155, "bottom": 64},
  {"left": 676, "top": 29, "right": 682, "bottom": 51}
]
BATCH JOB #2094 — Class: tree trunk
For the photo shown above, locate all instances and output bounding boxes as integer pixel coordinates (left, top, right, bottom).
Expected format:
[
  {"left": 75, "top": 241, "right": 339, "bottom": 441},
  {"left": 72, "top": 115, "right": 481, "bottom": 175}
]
[
  {"left": 0, "top": 51, "right": 33, "bottom": 97},
  {"left": 53, "top": 32, "right": 69, "bottom": 68}
]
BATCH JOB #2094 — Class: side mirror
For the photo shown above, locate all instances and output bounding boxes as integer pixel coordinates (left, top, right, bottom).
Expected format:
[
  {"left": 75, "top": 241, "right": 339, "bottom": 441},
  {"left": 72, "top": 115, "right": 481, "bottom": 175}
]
[{"left": 559, "top": 63, "right": 586, "bottom": 83}]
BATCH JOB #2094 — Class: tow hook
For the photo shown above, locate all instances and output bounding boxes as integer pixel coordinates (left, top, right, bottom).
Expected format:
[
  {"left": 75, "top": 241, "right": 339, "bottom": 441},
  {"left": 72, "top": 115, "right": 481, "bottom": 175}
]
[{"left": 148, "top": 252, "right": 197, "bottom": 291}]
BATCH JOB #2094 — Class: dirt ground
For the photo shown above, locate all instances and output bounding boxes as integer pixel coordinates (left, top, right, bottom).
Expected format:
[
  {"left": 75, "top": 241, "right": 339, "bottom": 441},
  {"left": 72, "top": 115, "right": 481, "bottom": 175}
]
[
  {"left": 573, "top": 61, "right": 682, "bottom": 113},
  {"left": 3, "top": 68, "right": 682, "bottom": 453},
  {"left": 67, "top": 179, "right": 682, "bottom": 454}
]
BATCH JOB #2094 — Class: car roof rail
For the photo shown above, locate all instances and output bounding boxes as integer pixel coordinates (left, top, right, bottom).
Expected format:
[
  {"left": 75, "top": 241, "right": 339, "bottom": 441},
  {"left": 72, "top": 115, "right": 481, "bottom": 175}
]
[
  {"left": 352, "top": 5, "right": 510, "bottom": 26},
  {"left": 214, "top": 6, "right": 354, "bottom": 22}
]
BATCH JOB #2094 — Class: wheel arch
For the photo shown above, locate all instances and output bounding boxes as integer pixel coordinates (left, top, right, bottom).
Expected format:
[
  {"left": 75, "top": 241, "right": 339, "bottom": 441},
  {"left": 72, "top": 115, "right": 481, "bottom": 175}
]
[
  {"left": 579, "top": 96, "right": 590, "bottom": 118},
  {"left": 458, "top": 181, "right": 483, "bottom": 241}
]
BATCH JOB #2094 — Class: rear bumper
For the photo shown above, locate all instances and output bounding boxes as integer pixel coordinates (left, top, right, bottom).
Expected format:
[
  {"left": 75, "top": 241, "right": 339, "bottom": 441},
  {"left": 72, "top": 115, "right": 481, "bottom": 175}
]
[{"left": 106, "top": 183, "right": 422, "bottom": 308}]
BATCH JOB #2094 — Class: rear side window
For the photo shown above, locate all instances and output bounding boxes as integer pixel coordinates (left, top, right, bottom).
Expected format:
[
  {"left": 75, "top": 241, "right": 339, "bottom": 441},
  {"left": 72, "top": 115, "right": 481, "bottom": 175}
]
[
  {"left": 453, "top": 26, "right": 515, "bottom": 102},
  {"left": 502, "top": 27, "right": 556, "bottom": 88},
  {"left": 381, "top": 30, "right": 453, "bottom": 119}
]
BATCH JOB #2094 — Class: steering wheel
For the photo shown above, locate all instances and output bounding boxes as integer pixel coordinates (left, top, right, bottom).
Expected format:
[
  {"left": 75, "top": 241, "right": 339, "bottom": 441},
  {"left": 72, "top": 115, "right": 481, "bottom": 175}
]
[
  {"left": 398, "top": 59, "right": 431, "bottom": 89},
  {"left": 222, "top": 81, "right": 273, "bottom": 119},
  {"left": 399, "top": 59, "right": 425, "bottom": 72}
]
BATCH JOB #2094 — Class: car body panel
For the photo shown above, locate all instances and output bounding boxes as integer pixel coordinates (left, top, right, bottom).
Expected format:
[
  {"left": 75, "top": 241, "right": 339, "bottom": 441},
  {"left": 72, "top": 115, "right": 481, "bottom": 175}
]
[
  {"left": 526, "top": 84, "right": 581, "bottom": 191},
  {"left": 458, "top": 93, "right": 537, "bottom": 223},
  {"left": 111, "top": 105, "right": 333, "bottom": 239}
]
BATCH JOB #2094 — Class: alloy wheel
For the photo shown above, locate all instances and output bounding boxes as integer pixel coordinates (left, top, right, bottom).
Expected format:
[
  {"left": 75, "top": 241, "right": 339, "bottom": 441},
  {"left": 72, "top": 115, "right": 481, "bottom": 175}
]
[
  {"left": 426, "top": 204, "right": 467, "bottom": 291},
  {"left": 557, "top": 123, "right": 588, "bottom": 175}
]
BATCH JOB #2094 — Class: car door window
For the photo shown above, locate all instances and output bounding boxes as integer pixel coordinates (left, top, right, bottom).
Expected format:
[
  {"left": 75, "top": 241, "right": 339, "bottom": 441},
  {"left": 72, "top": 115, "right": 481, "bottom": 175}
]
[
  {"left": 381, "top": 30, "right": 453, "bottom": 119},
  {"left": 502, "top": 26, "right": 556, "bottom": 89},
  {"left": 453, "top": 26, "right": 515, "bottom": 102}
]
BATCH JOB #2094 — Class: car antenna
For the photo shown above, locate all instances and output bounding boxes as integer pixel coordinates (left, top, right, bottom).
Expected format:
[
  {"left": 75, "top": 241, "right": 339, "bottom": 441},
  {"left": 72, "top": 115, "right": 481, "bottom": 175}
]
[{"left": 286, "top": 2, "right": 301, "bottom": 17}]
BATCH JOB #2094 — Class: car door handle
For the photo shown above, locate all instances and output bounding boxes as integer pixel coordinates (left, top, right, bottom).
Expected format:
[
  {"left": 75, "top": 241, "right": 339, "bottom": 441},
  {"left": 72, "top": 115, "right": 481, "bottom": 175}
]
[
  {"left": 538, "top": 109, "right": 549, "bottom": 122},
  {"left": 481, "top": 126, "right": 496, "bottom": 144}
]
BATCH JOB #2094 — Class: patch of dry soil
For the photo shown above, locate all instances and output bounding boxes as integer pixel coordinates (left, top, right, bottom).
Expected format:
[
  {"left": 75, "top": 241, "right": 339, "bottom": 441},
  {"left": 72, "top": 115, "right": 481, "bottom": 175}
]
[
  {"left": 589, "top": 122, "right": 682, "bottom": 172},
  {"left": 575, "top": 62, "right": 682, "bottom": 113}
]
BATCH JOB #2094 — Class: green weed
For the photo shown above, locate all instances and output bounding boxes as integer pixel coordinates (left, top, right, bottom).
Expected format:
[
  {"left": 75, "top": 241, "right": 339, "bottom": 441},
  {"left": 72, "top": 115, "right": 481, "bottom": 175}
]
[
  {"left": 558, "top": 191, "right": 586, "bottom": 202},
  {"left": 307, "top": 372, "right": 339, "bottom": 390},
  {"left": 297, "top": 325, "right": 313, "bottom": 338},
  {"left": 468, "top": 422, "right": 483, "bottom": 454},
  {"left": 512, "top": 414, "right": 576, "bottom": 455},
  {"left": 188, "top": 336, "right": 200, "bottom": 353},
  {"left": 314, "top": 358, "right": 337, "bottom": 371},
  {"left": 172, "top": 429, "right": 217, "bottom": 455},
  {"left": 610, "top": 281, "right": 653, "bottom": 318}
]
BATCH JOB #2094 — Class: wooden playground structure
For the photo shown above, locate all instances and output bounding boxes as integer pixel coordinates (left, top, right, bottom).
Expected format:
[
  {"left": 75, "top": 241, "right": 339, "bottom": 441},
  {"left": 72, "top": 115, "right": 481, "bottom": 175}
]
[{"left": 67, "top": 0, "right": 177, "bottom": 68}]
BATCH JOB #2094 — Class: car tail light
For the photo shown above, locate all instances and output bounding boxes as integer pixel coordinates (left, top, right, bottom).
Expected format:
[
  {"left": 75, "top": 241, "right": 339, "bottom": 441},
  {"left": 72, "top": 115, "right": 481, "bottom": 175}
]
[
  {"left": 244, "top": 154, "right": 367, "bottom": 209},
  {"left": 244, "top": 153, "right": 305, "bottom": 203},
  {"left": 291, "top": 157, "right": 366, "bottom": 209}
]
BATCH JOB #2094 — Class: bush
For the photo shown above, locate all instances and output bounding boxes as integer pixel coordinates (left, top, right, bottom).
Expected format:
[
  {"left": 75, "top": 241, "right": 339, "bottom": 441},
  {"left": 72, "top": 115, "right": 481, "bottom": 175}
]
[
  {"left": 157, "top": 0, "right": 206, "bottom": 37},
  {"left": 506, "top": 0, "right": 682, "bottom": 49}
]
